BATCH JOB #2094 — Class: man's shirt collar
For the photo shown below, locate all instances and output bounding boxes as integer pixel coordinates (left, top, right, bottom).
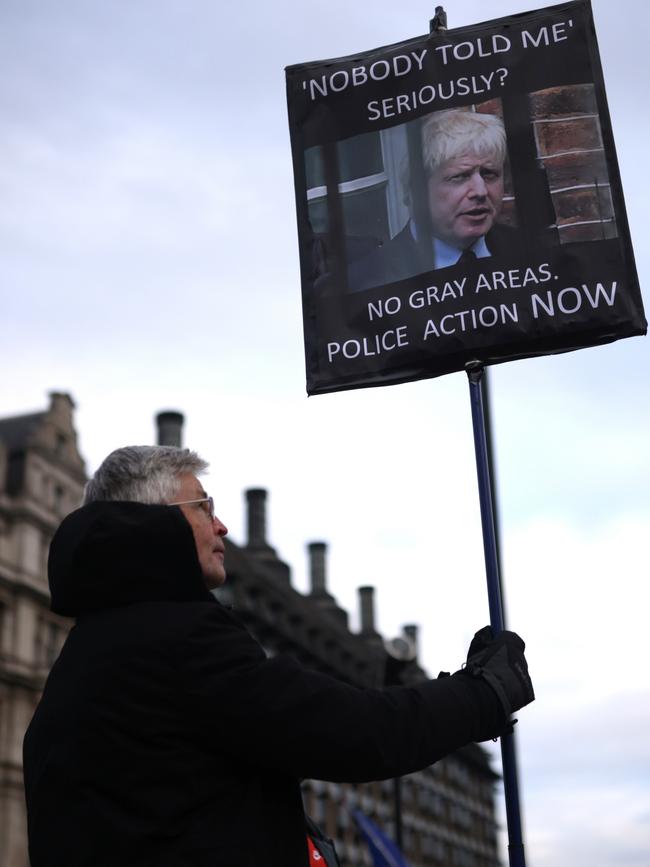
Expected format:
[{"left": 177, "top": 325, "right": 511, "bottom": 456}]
[
  {"left": 433, "top": 235, "right": 490, "bottom": 268},
  {"left": 408, "top": 220, "right": 490, "bottom": 268}
]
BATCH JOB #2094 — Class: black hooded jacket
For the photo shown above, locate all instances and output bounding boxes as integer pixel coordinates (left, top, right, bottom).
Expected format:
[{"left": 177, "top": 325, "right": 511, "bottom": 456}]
[{"left": 23, "top": 501, "right": 504, "bottom": 867}]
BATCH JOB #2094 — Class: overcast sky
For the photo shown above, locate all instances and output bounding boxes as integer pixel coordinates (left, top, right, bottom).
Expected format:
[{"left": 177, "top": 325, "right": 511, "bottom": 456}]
[{"left": 1, "top": 1, "right": 648, "bottom": 864}]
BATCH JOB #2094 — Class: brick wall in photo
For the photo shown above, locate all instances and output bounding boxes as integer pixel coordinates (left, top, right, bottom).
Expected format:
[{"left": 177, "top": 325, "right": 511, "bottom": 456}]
[{"left": 530, "top": 84, "right": 617, "bottom": 243}]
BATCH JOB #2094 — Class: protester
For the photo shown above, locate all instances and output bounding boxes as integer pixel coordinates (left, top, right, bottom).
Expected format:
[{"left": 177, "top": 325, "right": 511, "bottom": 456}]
[{"left": 23, "top": 445, "right": 534, "bottom": 867}]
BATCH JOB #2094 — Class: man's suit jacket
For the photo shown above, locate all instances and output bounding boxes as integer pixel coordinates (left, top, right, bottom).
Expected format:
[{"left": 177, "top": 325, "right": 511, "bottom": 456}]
[{"left": 347, "top": 222, "right": 523, "bottom": 293}]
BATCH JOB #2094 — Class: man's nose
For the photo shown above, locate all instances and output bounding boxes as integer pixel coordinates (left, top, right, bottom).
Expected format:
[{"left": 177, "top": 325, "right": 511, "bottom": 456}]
[
  {"left": 468, "top": 172, "right": 488, "bottom": 196},
  {"left": 212, "top": 516, "right": 228, "bottom": 537}
]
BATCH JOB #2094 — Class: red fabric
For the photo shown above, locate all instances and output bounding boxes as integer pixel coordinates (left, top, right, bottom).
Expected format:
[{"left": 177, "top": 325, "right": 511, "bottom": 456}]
[{"left": 307, "top": 835, "right": 325, "bottom": 864}]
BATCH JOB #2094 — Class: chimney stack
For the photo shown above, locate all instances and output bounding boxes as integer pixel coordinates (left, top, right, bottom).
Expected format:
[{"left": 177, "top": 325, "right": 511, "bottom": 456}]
[
  {"left": 308, "top": 541, "right": 328, "bottom": 597},
  {"left": 246, "top": 488, "right": 272, "bottom": 551},
  {"left": 244, "top": 488, "right": 291, "bottom": 582},
  {"left": 358, "top": 585, "right": 379, "bottom": 636},
  {"left": 156, "top": 411, "right": 184, "bottom": 447},
  {"left": 403, "top": 624, "right": 419, "bottom": 661}
]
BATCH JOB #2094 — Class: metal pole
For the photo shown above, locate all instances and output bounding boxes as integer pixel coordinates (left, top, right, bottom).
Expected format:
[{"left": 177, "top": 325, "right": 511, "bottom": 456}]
[
  {"left": 428, "top": 7, "right": 526, "bottom": 862},
  {"left": 467, "top": 363, "right": 526, "bottom": 867}
]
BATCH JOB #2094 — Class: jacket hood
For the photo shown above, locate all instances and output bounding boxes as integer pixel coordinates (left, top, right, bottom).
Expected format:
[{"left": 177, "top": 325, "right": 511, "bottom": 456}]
[{"left": 48, "top": 501, "right": 214, "bottom": 616}]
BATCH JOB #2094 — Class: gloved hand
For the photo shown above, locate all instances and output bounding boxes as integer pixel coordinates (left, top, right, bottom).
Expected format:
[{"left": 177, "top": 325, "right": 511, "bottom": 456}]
[{"left": 464, "top": 626, "right": 535, "bottom": 718}]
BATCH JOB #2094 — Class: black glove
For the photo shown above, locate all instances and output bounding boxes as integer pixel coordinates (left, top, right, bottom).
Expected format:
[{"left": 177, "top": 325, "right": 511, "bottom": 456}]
[{"left": 464, "top": 626, "right": 535, "bottom": 717}]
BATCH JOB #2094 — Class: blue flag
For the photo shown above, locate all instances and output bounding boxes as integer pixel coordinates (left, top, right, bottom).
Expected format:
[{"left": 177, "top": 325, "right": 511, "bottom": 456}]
[{"left": 352, "top": 810, "right": 410, "bottom": 867}]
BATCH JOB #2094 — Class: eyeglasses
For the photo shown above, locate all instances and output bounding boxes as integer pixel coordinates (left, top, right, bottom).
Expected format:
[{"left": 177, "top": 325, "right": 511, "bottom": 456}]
[{"left": 169, "top": 495, "right": 215, "bottom": 520}]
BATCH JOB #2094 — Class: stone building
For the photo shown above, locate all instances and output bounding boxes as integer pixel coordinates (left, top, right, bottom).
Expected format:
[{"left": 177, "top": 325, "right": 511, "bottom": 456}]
[
  {"left": 218, "top": 487, "right": 501, "bottom": 867},
  {"left": 0, "top": 393, "right": 86, "bottom": 867},
  {"left": 0, "top": 396, "right": 501, "bottom": 867}
]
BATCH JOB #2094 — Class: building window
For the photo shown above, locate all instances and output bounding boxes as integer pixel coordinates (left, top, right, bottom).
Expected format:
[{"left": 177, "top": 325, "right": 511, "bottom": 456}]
[
  {"left": 305, "top": 126, "right": 410, "bottom": 263},
  {"left": 55, "top": 432, "right": 67, "bottom": 456},
  {"left": 53, "top": 484, "right": 65, "bottom": 514}
]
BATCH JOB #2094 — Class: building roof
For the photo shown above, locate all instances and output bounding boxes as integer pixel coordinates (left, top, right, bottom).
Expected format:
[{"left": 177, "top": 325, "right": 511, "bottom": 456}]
[
  {"left": 0, "top": 412, "right": 47, "bottom": 453},
  {"left": 0, "top": 393, "right": 86, "bottom": 496}
]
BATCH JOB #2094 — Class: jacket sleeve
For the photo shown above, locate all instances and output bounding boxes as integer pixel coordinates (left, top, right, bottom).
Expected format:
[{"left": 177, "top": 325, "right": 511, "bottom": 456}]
[{"left": 178, "top": 603, "right": 504, "bottom": 783}]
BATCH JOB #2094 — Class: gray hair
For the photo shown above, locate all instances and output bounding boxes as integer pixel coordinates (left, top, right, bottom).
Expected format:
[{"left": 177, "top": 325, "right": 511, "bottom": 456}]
[
  {"left": 83, "top": 445, "right": 209, "bottom": 505},
  {"left": 421, "top": 109, "right": 507, "bottom": 176}
]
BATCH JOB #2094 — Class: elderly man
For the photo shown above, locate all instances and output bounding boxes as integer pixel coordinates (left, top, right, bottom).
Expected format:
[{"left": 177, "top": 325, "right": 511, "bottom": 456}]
[
  {"left": 349, "top": 109, "right": 517, "bottom": 291},
  {"left": 23, "top": 445, "right": 534, "bottom": 867}
]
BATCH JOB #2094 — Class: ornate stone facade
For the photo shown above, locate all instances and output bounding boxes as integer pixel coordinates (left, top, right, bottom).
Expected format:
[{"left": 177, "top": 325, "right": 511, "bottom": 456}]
[{"left": 0, "top": 393, "right": 86, "bottom": 867}]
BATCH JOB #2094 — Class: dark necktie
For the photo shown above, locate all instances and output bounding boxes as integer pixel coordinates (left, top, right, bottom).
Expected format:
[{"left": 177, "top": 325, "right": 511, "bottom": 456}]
[{"left": 458, "top": 248, "right": 477, "bottom": 265}]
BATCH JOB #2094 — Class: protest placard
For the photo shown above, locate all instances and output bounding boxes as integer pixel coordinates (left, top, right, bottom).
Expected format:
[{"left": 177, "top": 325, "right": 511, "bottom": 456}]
[{"left": 286, "top": 0, "right": 646, "bottom": 394}]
